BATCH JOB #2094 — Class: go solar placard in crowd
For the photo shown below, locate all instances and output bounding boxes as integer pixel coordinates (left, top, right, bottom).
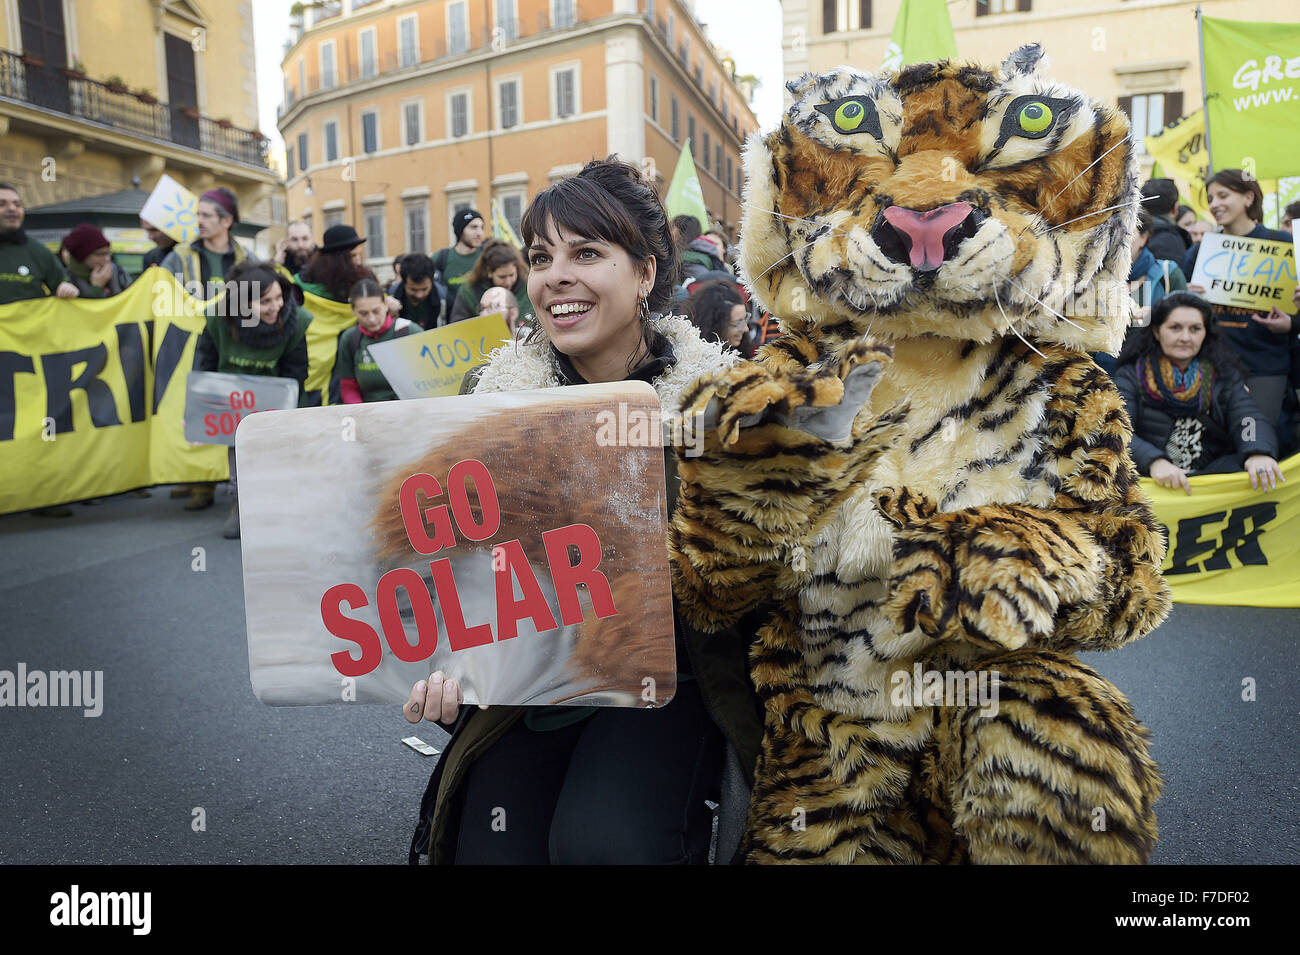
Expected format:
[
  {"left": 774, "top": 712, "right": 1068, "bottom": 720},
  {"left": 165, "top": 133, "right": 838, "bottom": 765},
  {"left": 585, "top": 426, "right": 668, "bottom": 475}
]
[
  {"left": 235, "top": 381, "right": 677, "bottom": 708},
  {"left": 183, "top": 372, "right": 299, "bottom": 446},
  {"left": 368, "top": 313, "right": 511, "bottom": 399}
]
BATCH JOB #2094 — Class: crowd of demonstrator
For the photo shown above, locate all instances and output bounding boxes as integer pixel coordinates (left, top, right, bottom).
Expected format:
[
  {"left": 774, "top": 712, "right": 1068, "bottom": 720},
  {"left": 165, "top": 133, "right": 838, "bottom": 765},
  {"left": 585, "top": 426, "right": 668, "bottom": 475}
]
[{"left": 5, "top": 169, "right": 1297, "bottom": 526}]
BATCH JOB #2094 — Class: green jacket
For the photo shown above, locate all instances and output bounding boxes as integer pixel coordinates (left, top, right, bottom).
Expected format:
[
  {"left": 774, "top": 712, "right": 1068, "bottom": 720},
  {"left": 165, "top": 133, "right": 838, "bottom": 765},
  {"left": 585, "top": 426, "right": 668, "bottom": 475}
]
[
  {"left": 159, "top": 239, "right": 248, "bottom": 313},
  {"left": 411, "top": 360, "right": 766, "bottom": 866},
  {"left": 0, "top": 231, "right": 68, "bottom": 304}
]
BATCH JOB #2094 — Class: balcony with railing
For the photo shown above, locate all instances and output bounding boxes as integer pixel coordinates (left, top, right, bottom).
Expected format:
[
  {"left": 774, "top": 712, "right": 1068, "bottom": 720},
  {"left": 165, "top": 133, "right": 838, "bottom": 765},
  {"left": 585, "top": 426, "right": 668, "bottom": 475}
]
[
  {"left": 279, "top": 4, "right": 594, "bottom": 118},
  {"left": 0, "top": 50, "right": 269, "bottom": 168}
]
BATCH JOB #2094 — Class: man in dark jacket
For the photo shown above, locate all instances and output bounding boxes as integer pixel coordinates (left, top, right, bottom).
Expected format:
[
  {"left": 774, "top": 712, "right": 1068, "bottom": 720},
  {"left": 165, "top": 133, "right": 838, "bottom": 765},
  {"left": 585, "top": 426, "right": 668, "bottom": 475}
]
[
  {"left": 140, "top": 217, "right": 177, "bottom": 272},
  {"left": 389, "top": 252, "right": 441, "bottom": 329},
  {"left": 0, "top": 182, "right": 79, "bottom": 304},
  {"left": 1140, "top": 178, "right": 1193, "bottom": 264}
]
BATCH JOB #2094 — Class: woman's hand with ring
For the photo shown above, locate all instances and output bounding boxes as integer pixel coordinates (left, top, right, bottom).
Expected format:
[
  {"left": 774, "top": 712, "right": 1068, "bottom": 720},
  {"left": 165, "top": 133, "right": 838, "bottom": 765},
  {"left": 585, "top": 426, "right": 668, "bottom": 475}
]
[{"left": 1244, "top": 454, "right": 1285, "bottom": 492}]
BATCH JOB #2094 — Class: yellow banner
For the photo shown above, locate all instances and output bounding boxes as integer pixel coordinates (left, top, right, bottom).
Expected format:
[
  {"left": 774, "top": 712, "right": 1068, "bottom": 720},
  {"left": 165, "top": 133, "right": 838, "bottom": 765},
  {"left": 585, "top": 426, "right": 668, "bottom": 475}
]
[
  {"left": 1145, "top": 110, "right": 1212, "bottom": 218},
  {"left": 1142, "top": 453, "right": 1300, "bottom": 607},
  {"left": 0, "top": 268, "right": 356, "bottom": 513}
]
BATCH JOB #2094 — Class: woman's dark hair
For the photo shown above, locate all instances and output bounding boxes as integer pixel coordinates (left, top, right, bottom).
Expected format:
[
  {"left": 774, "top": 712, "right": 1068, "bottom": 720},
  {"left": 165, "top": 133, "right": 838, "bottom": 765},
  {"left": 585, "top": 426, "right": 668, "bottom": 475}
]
[
  {"left": 1205, "top": 169, "right": 1264, "bottom": 222},
  {"left": 1176, "top": 204, "right": 1195, "bottom": 221},
  {"left": 301, "top": 248, "right": 376, "bottom": 302},
  {"left": 465, "top": 238, "right": 525, "bottom": 289},
  {"left": 685, "top": 279, "right": 743, "bottom": 345},
  {"left": 522, "top": 156, "right": 679, "bottom": 311},
  {"left": 349, "top": 277, "right": 386, "bottom": 305},
  {"left": 1117, "top": 290, "right": 1247, "bottom": 378},
  {"left": 1135, "top": 207, "right": 1153, "bottom": 236},
  {"left": 520, "top": 156, "right": 681, "bottom": 365},
  {"left": 224, "top": 258, "right": 293, "bottom": 334},
  {"left": 1284, "top": 200, "right": 1300, "bottom": 223}
]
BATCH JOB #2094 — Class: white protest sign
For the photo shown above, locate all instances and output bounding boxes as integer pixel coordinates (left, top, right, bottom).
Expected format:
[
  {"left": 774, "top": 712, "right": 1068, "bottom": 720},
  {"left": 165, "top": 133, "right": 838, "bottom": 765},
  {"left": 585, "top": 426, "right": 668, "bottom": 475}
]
[
  {"left": 140, "top": 174, "right": 200, "bottom": 244},
  {"left": 1189, "top": 232, "right": 1298, "bottom": 312},
  {"left": 367, "top": 313, "right": 511, "bottom": 399},
  {"left": 236, "top": 382, "right": 677, "bottom": 707},
  {"left": 183, "top": 371, "right": 299, "bottom": 446}
]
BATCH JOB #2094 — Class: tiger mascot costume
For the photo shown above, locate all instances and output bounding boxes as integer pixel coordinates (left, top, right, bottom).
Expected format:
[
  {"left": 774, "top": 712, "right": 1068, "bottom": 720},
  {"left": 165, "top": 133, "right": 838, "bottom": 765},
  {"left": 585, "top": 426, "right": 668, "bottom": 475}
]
[{"left": 667, "top": 44, "right": 1173, "bottom": 864}]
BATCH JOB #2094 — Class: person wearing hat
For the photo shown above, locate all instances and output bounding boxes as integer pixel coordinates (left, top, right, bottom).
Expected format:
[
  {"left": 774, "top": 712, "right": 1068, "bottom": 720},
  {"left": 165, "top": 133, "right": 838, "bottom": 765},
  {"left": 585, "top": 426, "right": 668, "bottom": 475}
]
[
  {"left": 0, "top": 182, "right": 79, "bottom": 306},
  {"left": 60, "top": 224, "right": 131, "bottom": 298},
  {"left": 295, "top": 223, "right": 380, "bottom": 302},
  {"left": 432, "top": 208, "right": 485, "bottom": 323},
  {"left": 159, "top": 186, "right": 248, "bottom": 299},
  {"left": 160, "top": 186, "right": 249, "bottom": 511}
]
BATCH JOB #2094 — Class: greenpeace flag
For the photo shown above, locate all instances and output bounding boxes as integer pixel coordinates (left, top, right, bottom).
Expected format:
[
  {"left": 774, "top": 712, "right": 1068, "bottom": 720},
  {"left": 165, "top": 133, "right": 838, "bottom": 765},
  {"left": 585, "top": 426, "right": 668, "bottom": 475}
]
[
  {"left": 1202, "top": 15, "right": 1300, "bottom": 179},
  {"left": 665, "top": 141, "right": 709, "bottom": 233},
  {"left": 882, "top": 0, "right": 958, "bottom": 72}
]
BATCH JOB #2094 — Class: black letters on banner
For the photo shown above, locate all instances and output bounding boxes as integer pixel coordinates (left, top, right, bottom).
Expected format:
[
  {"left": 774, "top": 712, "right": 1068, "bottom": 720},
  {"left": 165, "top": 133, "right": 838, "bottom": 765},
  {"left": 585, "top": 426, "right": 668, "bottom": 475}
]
[
  {"left": 1166, "top": 504, "right": 1277, "bottom": 575},
  {"left": 41, "top": 344, "right": 121, "bottom": 434},
  {"left": 152, "top": 322, "right": 193, "bottom": 414},
  {"left": 116, "top": 322, "right": 148, "bottom": 424},
  {"left": 0, "top": 351, "right": 36, "bottom": 441}
]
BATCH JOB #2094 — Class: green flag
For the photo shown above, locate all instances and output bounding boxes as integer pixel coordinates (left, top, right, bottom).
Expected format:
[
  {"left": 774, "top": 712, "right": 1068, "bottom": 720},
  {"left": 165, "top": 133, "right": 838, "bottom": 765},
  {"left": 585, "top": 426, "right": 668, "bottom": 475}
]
[
  {"left": 665, "top": 141, "right": 708, "bottom": 233},
  {"left": 1201, "top": 14, "right": 1300, "bottom": 179},
  {"left": 882, "top": 0, "right": 958, "bottom": 71}
]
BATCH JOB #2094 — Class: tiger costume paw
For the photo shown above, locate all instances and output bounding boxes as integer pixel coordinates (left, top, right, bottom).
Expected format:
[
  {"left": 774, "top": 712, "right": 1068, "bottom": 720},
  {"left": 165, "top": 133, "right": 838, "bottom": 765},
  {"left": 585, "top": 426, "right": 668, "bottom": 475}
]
[
  {"left": 678, "top": 339, "right": 908, "bottom": 542},
  {"left": 875, "top": 489, "right": 1103, "bottom": 651}
]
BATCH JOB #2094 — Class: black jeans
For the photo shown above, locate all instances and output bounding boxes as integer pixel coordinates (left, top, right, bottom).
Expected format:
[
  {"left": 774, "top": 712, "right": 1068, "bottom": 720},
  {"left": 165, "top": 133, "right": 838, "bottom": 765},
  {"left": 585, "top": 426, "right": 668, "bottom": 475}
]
[{"left": 453, "top": 680, "right": 723, "bottom": 864}]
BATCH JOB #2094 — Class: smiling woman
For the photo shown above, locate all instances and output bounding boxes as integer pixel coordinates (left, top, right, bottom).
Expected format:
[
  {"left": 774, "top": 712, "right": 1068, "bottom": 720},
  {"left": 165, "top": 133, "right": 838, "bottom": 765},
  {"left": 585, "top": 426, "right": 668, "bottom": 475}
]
[{"left": 404, "top": 157, "right": 765, "bottom": 867}]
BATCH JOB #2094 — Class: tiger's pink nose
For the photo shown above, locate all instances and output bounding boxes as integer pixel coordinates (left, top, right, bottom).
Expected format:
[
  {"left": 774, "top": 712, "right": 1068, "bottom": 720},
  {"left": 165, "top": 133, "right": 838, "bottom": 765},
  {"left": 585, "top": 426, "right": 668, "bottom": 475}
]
[{"left": 878, "top": 202, "right": 975, "bottom": 271}]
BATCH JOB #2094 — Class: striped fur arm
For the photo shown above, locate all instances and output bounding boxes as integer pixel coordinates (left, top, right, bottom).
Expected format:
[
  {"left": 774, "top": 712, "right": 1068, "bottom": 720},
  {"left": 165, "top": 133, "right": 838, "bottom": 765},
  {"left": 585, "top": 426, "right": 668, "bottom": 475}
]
[
  {"left": 876, "top": 356, "right": 1171, "bottom": 653},
  {"left": 669, "top": 333, "right": 906, "bottom": 633}
]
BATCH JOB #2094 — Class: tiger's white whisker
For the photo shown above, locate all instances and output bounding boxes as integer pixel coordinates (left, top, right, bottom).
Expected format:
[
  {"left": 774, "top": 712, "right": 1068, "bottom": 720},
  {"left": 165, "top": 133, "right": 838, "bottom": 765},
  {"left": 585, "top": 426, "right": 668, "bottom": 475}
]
[
  {"left": 1006, "top": 278, "right": 1088, "bottom": 331},
  {"left": 994, "top": 282, "right": 1046, "bottom": 359},
  {"left": 1035, "top": 136, "right": 1130, "bottom": 217}
]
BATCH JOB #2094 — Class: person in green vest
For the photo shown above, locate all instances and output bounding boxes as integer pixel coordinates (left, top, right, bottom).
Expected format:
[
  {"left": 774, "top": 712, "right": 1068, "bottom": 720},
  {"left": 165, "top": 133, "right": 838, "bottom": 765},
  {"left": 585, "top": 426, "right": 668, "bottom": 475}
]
[
  {"left": 159, "top": 186, "right": 249, "bottom": 511},
  {"left": 432, "top": 208, "right": 485, "bottom": 321},
  {"left": 0, "top": 181, "right": 79, "bottom": 306},
  {"left": 335, "top": 278, "right": 415, "bottom": 403},
  {"left": 194, "top": 259, "right": 314, "bottom": 539},
  {"left": 447, "top": 238, "right": 534, "bottom": 323},
  {"left": 59, "top": 224, "right": 131, "bottom": 298},
  {"left": 2, "top": 182, "right": 80, "bottom": 517}
]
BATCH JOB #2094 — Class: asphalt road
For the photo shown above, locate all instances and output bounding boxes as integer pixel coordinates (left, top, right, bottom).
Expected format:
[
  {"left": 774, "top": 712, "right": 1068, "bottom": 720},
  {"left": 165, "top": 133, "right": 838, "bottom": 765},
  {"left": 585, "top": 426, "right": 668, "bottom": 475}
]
[{"left": 0, "top": 488, "right": 1296, "bottom": 865}]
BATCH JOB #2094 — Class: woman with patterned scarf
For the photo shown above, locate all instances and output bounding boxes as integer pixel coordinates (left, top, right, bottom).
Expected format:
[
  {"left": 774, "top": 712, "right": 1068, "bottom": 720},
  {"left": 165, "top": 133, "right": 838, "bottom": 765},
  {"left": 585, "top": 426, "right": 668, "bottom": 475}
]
[{"left": 1115, "top": 292, "right": 1284, "bottom": 494}]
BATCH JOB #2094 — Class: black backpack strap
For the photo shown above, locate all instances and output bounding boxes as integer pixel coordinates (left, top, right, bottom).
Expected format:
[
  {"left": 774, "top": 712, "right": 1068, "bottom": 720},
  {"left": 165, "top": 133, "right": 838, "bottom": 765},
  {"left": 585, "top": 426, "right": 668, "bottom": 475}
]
[{"left": 433, "top": 248, "right": 449, "bottom": 276}]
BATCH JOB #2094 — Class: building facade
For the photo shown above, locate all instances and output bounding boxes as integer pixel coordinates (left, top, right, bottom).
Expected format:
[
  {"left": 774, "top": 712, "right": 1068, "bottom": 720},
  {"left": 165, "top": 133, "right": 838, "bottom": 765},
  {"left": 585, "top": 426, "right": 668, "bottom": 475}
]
[
  {"left": 278, "top": 0, "right": 759, "bottom": 276},
  {"left": 0, "top": 0, "right": 281, "bottom": 251},
  {"left": 782, "top": 0, "right": 1297, "bottom": 175}
]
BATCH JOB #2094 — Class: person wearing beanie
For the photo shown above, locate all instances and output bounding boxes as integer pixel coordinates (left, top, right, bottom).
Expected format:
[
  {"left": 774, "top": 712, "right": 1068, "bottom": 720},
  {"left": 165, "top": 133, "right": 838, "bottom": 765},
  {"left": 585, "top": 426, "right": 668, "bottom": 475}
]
[
  {"left": 60, "top": 224, "right": 131, "bottom": 298},
  {"left": 194, "top": 259, "right": 315, "bottom": 538},
  {"left": 1140, "top": 178, "right": 1192, "bottom": 263},
  {"left": 0, "top": 182, "right": 78, "bottom": 306},
  {"left": 159, "top": 186, "right": 248, "bottom": 301},
  {"left": 160, "top": 185, "right": 249, "bottom": 511},
  {"left": 432, "top": 207, "right": 484, "bottom": 322}
]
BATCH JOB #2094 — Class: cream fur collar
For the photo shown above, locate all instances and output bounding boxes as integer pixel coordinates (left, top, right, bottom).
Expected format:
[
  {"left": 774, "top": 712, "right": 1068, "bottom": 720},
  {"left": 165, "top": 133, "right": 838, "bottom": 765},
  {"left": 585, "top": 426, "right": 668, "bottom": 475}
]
[{"left": 470, "top": 314, "right": 738, "bottom": 413}]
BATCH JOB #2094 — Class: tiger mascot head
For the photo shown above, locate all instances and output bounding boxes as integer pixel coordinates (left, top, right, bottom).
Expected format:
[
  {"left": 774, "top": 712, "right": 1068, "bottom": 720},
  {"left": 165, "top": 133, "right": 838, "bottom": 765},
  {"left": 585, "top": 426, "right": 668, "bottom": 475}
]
[{"left": 740, "top": 44, "right": 1140, "bottom": 355}]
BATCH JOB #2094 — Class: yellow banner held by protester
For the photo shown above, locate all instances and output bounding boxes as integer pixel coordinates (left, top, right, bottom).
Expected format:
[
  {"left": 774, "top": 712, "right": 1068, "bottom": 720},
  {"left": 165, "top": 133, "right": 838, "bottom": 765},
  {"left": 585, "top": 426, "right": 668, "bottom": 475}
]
[
  {"left": 0, "top": 268, "right": 356, "bottom": 514},
  {"left": 1141, "top": 453, "right": 1300, "bottom": 608},
  {"left": 1144, "top": 110, "right": 1212, "bottom": 218}
]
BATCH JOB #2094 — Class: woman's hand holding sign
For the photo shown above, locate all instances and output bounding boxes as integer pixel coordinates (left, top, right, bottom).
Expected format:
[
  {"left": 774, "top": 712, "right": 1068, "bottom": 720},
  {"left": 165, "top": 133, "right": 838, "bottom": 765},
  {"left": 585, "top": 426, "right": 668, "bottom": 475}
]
[
  {"left": 1250, "top": 307, "right": 1294, "bottom": 334},
  {"left": 405, "top": 671, "right": 479, "bottom": 726}
]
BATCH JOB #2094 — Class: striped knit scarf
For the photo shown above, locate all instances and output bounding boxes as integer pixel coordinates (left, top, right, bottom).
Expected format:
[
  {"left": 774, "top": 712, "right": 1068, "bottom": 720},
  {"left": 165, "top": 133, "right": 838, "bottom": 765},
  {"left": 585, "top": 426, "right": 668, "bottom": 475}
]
[{"left": 1139, "top": 353, "right": 1214, "bottom": 415}]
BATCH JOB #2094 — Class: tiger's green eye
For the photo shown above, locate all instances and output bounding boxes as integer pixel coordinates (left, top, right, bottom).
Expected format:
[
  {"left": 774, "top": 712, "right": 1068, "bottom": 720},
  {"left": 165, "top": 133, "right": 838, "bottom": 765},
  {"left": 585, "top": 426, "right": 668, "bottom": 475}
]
[
  {"left": 813, "top": 96, "right": 883, "bottom": 139},
  {"left": 835, "top": 100, "right": 865, "bottom": 131},
  {"left": 1018, "top": 102, "right": 1053, "bottom": 134}
]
